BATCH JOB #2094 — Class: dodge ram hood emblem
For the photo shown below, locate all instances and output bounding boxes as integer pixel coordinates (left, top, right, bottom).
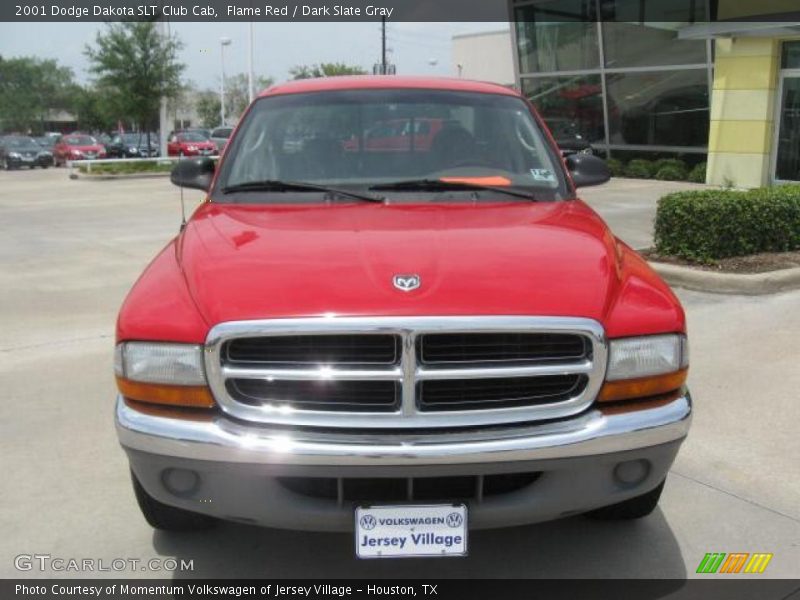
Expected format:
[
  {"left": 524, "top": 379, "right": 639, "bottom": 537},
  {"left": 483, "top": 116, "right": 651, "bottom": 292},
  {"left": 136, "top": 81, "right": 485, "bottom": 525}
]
[{"left": 393, "top": 274, "right": 421, "bottom": 292}]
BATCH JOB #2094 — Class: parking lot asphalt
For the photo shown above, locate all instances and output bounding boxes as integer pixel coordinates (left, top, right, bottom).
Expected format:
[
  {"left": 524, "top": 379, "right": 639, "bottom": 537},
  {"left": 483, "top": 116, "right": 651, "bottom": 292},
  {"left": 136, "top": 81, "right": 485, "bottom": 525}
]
[{"left": 0, "top": 168, "right": 798, "bottom": 580}]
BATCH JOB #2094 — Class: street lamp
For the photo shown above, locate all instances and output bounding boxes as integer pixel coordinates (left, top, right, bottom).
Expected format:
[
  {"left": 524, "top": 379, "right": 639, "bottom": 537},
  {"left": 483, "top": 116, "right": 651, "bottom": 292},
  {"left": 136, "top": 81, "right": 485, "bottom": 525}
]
[{"left": 219, "top": 37, "right": 232, "bottom": 127}]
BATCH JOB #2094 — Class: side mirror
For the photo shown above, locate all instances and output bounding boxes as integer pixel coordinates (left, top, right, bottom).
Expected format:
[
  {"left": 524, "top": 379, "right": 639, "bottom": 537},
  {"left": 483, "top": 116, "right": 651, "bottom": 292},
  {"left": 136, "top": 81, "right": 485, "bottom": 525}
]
[
  {"left": 565, "top": 154, "right": 611, "bottom": 188},
  {"left": 170, "top": 157, "right": 215, "bottom": 191}
]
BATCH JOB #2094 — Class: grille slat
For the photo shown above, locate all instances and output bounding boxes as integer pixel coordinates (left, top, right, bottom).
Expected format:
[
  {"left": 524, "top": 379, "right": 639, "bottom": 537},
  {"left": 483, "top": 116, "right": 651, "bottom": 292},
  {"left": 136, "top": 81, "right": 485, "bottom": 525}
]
[
  {"left": 419, "top": 332, "right": 588, "bottom": 365},
  {"left": 419, "top": 375, "right": 587, "bottom": 411},
  {"left": 226, "top": 334, "right": 399, "bottom": 365},
  {"left": 227, "top": 379, "right": 400, "bottom": 412}
]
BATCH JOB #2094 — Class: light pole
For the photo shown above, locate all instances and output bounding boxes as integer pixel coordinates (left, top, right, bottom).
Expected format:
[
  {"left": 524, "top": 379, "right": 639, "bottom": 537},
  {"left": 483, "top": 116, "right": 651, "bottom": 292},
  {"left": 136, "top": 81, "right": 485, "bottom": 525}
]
[
  {"left": 219, "top": 37, "right": 232, "bottom": 127},
  {"left": 247, "top": 22, "right": 255, "bottom": 103}
]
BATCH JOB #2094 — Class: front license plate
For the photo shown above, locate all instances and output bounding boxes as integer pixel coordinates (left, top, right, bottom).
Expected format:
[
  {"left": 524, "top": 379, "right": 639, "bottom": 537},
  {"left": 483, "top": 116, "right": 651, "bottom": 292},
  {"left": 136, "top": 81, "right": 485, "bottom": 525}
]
[{"left": 355, "top": 504, "right": 467, "bottom": 558}]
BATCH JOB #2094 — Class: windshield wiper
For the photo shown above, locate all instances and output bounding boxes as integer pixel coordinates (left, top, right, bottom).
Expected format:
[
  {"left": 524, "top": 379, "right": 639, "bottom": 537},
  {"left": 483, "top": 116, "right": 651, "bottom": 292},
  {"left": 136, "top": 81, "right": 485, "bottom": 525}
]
[
  {"left": 369, "top": 179, "right": 537, "bottom": 201},
  {"left": 221, "top": 179, "right": 385, "bottom": 203}
]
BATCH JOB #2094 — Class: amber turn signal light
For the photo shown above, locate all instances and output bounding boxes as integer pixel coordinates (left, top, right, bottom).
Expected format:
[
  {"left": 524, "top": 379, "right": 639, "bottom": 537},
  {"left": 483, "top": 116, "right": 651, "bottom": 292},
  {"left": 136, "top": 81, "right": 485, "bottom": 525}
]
[
  {"left": 597, "top": 368, "right": 688, "bottom": 403},
  {"left": 116, "top": 376, "right": 216, "bottom": 408}
]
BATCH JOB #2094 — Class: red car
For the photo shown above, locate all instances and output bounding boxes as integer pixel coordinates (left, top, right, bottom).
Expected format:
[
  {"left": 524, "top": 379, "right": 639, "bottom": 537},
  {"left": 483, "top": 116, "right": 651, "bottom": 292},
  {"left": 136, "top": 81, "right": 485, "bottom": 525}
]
[
  {"left": 53, "top": 134, "right": 106, "bottom": 166},
  {"left": 167, "top": 132, "right": 217, "bottom": 157},
  {"left": 115, "top": 77, "right": 691, "bottom": 551}
]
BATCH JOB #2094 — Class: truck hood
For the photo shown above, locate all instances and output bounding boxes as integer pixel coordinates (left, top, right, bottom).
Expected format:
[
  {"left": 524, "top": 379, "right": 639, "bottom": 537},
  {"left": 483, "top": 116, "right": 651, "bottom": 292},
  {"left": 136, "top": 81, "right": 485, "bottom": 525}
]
[{"left": 177, "top": 200, "right": 626, "bottom": 325}]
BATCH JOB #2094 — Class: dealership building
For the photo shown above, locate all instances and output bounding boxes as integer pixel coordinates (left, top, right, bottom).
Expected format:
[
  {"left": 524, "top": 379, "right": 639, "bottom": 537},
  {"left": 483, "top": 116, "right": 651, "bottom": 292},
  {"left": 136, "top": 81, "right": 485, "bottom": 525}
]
[{"left": 495, "top": 0, "right": 800, "bottom": 188}]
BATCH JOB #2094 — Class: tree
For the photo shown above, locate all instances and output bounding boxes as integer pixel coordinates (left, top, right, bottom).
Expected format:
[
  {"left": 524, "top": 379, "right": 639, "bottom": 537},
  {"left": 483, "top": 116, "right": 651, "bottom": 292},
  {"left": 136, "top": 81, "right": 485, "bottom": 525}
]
[
  {"left": 72, "top": 85, "right": 123, "bottom": 132},
  {"left": 85, "top": 22, "right": 184, "bottom": 142},
  {"left": 195, "top": 91, "right": 221, "bottom": 129},
  {"left": 195, "top": 74, "right": 274, "bottom": 128},
  {"left": 0, "top": 56, "right": 75, "bottom": 132},
  {"left": 289, "top": 63, "right": 366, "bottom": 80}
]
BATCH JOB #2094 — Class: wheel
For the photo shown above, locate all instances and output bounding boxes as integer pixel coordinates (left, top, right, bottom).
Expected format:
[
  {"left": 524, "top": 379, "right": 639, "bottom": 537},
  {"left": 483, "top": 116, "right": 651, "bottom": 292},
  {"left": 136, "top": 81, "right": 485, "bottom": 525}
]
[
  {"left": 131, "top": 472, "right": 216, "bottom": 531},
  {"left": 585, "top": 480, "right": 665, "bottom": 520}
]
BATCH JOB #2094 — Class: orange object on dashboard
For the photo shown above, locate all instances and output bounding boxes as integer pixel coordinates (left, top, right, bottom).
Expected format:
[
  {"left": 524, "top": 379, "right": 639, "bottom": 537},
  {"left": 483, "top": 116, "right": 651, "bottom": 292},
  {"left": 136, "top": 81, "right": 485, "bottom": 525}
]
[{"left": 439, "top": 176, "right": 512, "bottom": 186}]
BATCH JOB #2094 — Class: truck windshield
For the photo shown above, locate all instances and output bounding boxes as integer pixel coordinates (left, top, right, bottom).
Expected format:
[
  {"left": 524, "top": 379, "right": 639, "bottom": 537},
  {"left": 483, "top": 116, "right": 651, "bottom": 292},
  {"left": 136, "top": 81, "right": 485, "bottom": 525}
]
[{"left": 214, "top": 89, "right": 569, "bottom": 202}]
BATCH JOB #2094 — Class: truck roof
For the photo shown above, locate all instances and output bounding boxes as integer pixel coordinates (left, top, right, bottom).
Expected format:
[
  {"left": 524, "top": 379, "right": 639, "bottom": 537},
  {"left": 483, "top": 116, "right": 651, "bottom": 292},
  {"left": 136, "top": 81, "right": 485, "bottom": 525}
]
[{"left": 259, "top": 75, "right": 520, "bottom": 98}]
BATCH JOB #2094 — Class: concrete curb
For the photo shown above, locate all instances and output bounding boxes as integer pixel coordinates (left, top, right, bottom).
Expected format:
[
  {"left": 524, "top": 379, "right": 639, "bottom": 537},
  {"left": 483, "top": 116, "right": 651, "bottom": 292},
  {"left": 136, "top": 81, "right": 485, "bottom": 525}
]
[{"left": 649, "top": 261, "right": 800, "bottom": 295}]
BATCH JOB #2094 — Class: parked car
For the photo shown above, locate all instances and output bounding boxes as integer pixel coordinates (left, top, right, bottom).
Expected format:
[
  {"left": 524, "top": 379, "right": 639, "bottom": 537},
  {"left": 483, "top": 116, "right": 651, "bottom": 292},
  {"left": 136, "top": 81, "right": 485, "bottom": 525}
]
[
  {"left": 210, "top": 127, "right": 233, "bottom": 153},
  {"left": 0, "top": 135, "right": 54, "bottom": 169},
  {"left": 34, "top": 136, "right": 56, "bottom": 151},
  {"left": 106, "top": 133, "right": 160, "bottom": 158},
  {"left": 115, "top": 77, "right": 691, "bottom": 555},
  {"left": 53, "top": 134, "right": 106, "bottom": 166},
  {"left": 167, "top": 131, "right": 217, "bottom": 157}
]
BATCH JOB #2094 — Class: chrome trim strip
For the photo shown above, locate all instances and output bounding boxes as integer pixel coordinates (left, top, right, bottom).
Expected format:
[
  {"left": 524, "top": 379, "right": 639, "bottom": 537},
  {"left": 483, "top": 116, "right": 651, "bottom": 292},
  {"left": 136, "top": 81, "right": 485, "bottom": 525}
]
[
  {"left": 115, "top": 393, "right": 692, "bottom": 466},
  {"left": 204, "top": 316, "right": 607, "bottom": 429},
  {"left": 415, "top": 360, "right": 593, "bottom": 380},
  {"left": 222, "top": 365, "right": 404, "bottom": 381}
]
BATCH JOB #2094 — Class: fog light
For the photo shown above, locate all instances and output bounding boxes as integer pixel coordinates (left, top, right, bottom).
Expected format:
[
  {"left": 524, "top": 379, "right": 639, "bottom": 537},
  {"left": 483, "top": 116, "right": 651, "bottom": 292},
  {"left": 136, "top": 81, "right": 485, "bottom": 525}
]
[
  {"left": 161, "top": 468, "right": 200, "bottom": 496},
  {"left": 614, "top": 460, "right": 650, "bottom": 485}
]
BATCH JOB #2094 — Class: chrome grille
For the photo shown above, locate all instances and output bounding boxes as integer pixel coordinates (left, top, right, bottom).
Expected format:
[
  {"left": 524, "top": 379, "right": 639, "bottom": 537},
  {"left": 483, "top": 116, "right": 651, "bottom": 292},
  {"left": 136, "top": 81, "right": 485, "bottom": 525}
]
[{"left": 205, "top": 316, "right": 607, "bottom": 429}]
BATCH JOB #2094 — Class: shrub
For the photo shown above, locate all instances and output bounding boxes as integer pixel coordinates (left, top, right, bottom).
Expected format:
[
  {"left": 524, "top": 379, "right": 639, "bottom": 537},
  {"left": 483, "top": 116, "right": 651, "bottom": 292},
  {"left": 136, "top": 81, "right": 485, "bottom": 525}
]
[
  {"left": 653, "top": 158, "right": 687, "bottom": 172},
  {"left": 654, "top": 164, "right": 688, "bottom": 181},
  {"left": 624, "top": 159, "right": 656, "bottom": 179},
  {"left": 687, "top": 162, "right": 707, "bottom": 183},
  {"left": 605, "top": 157, "right": 624, "bottom": 177},
  {"left": 654, "top": 186, "right": 800, "bottom": 263}
]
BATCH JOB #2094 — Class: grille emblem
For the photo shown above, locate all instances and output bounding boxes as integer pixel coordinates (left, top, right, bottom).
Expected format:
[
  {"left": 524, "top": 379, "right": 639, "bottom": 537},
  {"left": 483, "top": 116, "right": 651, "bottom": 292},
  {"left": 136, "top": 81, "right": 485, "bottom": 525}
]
[{"left": 393, "top": 274, "right": 420, "bottom": 292}]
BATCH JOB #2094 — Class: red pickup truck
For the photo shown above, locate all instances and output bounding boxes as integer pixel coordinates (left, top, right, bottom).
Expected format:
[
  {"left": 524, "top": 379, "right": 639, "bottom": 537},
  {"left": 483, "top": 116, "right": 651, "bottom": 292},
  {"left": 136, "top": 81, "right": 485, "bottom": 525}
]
[{"left": 115, "top": 77, "right": 690, "bottom": 557}]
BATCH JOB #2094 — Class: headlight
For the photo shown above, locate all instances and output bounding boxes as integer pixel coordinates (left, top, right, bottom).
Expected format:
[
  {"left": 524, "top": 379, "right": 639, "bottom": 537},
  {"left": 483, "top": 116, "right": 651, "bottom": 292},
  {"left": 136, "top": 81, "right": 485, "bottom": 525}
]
[
  {"left": 128, "top": 146, "right": 138, "bottom": 153},
  {"left": 8, "top": 152, "right": 21, "bottom": 158},
  {"left": 187, "top": 145, "right": 198, "bottom": 151},
  {"left": 114, "top": 342, "right": 215, "bottom": 408},
  {"left": 599, "top": 334, "right": 688, "bottom": 402}
]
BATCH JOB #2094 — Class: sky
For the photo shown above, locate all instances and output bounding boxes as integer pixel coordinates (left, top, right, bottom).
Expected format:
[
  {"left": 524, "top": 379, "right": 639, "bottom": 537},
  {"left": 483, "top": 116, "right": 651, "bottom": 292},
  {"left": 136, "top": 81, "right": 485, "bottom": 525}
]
[{"left": 0, "top": 21, "right": 506, "bottom": 90}]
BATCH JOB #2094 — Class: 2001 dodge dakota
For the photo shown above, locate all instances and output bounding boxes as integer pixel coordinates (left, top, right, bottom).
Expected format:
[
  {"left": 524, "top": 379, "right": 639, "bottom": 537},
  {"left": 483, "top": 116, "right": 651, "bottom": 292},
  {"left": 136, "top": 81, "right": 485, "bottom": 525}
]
[{"left": 114, "top": 76, "right": 691, "bottom": 557}]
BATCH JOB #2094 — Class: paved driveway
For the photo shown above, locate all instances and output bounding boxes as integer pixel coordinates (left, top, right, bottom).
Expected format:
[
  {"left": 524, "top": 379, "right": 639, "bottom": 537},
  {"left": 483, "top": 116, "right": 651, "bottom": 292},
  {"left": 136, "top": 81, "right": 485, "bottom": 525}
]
[{"left": 0, "top": 170, "right": 797, "bottom": 580}]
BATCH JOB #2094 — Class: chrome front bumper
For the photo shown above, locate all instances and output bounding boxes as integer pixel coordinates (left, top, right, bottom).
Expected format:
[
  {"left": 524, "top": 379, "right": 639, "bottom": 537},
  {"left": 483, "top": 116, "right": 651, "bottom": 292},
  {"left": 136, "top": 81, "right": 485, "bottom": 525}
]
[{"left": 116, "top": 393, "right": 691, "bottom": 467}]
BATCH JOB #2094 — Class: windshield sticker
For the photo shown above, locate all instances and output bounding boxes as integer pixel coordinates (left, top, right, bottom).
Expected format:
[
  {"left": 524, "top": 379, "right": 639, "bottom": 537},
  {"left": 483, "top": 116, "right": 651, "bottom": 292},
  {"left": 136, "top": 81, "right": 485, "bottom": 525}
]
[{"left": 530, "top": 169, "right": 556, "bottom": 182}]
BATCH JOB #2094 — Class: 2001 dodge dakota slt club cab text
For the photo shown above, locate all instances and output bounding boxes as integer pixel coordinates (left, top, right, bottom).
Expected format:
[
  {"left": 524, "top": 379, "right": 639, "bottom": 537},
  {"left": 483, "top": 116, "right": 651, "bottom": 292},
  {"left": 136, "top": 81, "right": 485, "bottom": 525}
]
[{"left": 114, "top": 76, "right": 691, "bottom": 558}]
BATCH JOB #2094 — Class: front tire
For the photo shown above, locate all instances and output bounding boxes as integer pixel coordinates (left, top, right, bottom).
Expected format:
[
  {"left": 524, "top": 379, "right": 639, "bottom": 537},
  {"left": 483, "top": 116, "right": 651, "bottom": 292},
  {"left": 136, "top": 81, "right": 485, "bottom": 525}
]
[
  {"left": 586, "top": 480, "right": 665, "bottom": 520},
  {"left": 131, "top": 472, "right": 216, "bottom": 531}
]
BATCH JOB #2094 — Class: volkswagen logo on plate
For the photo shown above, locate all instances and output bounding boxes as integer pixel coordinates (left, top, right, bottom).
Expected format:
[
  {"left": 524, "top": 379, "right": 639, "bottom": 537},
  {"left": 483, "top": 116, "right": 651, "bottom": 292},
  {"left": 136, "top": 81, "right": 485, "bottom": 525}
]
[
  {"left": 393, "top": 274, "right": 421, "bottom": 292},
  {"left": 359, "top": 514, "right": 377, "bottom": 530},
  {"left": 446, "top": 512, "right": 463, "bottom": 528}
]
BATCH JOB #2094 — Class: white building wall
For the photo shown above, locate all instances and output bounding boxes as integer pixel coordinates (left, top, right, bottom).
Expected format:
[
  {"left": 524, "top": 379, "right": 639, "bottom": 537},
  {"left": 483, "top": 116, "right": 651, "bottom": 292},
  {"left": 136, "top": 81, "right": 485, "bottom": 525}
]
[{"left": 451, "top": 29, "right": 515, "bottom": 87}]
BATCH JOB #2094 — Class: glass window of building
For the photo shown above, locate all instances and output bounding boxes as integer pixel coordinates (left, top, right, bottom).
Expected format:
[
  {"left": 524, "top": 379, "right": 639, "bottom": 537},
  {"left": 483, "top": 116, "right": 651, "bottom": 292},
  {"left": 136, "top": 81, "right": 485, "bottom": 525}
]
[
  {"left": 605, "top": 69, "right": 709, "bottom": 147},
  {"left": 602, "top": 23, "right": 707, "bottom": 69},
  {"left": 514, "top": 0, "right": 599, "bottom": 73},
  {"left": 522, "top": 76, "right": 605, "bottom": 144},
  {"left": 601, "top": 0, "right": 707, "bottom": 68},
  {"left": 781, "top": 41, "right": 800, "bottom": 69}
]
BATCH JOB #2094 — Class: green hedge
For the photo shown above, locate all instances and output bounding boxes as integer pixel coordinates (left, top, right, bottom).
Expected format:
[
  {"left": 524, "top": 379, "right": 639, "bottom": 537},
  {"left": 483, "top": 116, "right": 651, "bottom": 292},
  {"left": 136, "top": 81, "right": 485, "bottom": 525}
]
[
  {"left": 687, "top": 162, "right": 707, "bottom": 183},
  {"left": 78, "top": 161, "right": 174, "bottom": 175},
  {"left": 655, "top": 164, "right": 688, "bottom": 181},
  {"left": 654, "top": 186, "right": 800, "bottom": 262},
  {"left": 625, "top": 159, "right": 656, "bottom": 179}
]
